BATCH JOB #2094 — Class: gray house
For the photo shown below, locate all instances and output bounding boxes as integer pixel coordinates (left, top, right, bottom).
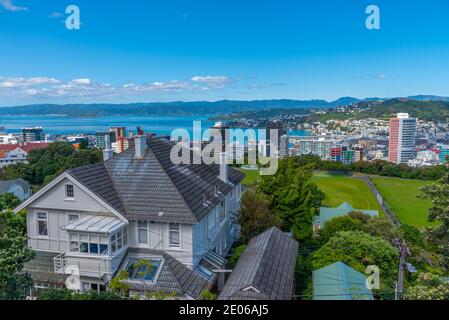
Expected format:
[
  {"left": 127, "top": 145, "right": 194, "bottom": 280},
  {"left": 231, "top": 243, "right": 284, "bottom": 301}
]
[
  {"left": 0, "top": 178, "right": 32, "bottom": 201},
  {"left": 16, "top": 135, "right": 244, "bottom": 299},
  {"left": 218, "top": 227, "right": 299, "bottom": 300}
]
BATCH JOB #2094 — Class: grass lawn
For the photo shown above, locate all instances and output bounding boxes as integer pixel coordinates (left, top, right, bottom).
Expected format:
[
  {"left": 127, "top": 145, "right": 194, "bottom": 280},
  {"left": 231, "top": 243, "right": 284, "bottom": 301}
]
[
  {"left": 311, "top": 173, "right": 384, "bottom": 215},
  {"left": 238, "top": 168, "right": 260, "bottom": 186},
  {"left": 371, "top": 177, "right": 434, "bottom": 228}
]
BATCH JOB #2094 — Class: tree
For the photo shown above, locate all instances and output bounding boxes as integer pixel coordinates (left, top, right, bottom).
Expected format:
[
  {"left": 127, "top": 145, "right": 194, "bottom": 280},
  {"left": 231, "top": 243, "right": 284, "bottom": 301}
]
[
  {"left": 200, "top": 290, "right": 217, "bottom": 300},
  {"left": 418, "top": 170, "right": 449, "bottom": 269},
  {"left": 0, "top": 210, "right": 35, "bottom": 299},
  {"left": 258, "top": 158, "right": 324, "bottom": 241},
  {"left": 317, "top": 214, "right": 363, "bottom": 244},
  {"left": 108, "top": 270, "right": 131, "bottom": 297},
  {"left": 37, "top": 288, "right": 124, "bottom": 300},
  {"left": 0, "top": 193, "right": 21, "bottom": 211},
  {"left": 310, "top": 231, "right": 399, "bottom": 294},
  {"left": 273, "top": 169, "right": 323, "bottom": 241},
  {"left": 1, "top": 142, "right": 102, "bottom": 186},
  {"left": 238, "top": 188, "right": 280, "bottom": 243},
  {"left": 407, "top": 273, "right": 449, "bottom": 300},
  {"left": 228, "top": 244, "right": 246, "bottom": 267}
]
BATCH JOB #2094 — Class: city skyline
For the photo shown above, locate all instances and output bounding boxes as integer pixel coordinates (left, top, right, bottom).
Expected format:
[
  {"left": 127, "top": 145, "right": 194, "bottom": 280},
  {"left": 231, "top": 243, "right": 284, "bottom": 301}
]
[{"left": 1, "top": 0, "right": 449, "bottom": 106}]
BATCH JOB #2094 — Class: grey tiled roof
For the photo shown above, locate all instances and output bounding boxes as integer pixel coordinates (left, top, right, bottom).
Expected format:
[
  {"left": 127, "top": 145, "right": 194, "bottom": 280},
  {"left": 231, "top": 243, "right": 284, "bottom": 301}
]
[
  {"left": 218, "top": 227, "right": 299, "bottom": 300},
  {"left": 123, "top": 248, "right": 214, "bottom": 299},
  {"left": 67, "top": 163, "right": 126, "bottom": 215},
  {"left": 68, "top": 136, "right": 244, "bottom": 223}
]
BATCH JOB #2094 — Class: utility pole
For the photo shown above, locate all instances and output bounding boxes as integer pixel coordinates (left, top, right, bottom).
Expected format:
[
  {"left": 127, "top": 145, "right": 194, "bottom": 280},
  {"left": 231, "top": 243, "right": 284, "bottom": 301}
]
[{"left": 394, "top": 238, "right": 411, "bottom": 300}]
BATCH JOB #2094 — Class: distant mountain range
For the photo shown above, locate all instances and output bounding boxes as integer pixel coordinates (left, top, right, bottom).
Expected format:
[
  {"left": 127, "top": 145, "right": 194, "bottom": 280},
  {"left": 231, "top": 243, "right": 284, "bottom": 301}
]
[{"left": 0, "top": 95, "right": 448, "bottom": 116}]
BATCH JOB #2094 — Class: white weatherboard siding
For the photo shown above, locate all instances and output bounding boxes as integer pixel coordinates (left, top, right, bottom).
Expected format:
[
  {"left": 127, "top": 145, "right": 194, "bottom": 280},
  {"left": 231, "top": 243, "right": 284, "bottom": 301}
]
[
  {"left": 128, "top": 220, "right": 194, "bottom": 267},
  {"left": 29, "top": 177, "right": 114, "bottom": 214},
  {"left": 25, "top": 177, "right": 118, "bottom": 253},
  {"left": 27, "top": 209, "right": 76, "bottom": 252}
]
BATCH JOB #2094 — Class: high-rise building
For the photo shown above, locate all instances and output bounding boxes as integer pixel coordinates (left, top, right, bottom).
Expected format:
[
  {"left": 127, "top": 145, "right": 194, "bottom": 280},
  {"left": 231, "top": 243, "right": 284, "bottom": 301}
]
[
  {"left": 109, "top": 127, "right": 127, "bottom": 153},
  {"left": 294, "top": 137, "right": 342, "bottom": 160},
  {"left": 438, "top": 146, "right": 449, "bottom": 164},
  {"left": 266, "top": 120, "right": 285, "bottom": 157},
  {"left": 353, "top": 144, "right": 364, "bottom": 162},
  {"left": 110, "top": 127, "right": 126, "bottom": 140},
  {"left": 280, "top": 135, "right": 289, "bottom": 159},
  {"left": 95, "top": 131, "right": 116, "bottom": 150},
  {"left": 330, "top": 146, "right": 343, "bottom": 162},
  {"left": 388, "top": 113, "right": 417, "bottom": 164},
  {"left": 22, "top": 127, "right": 44, "bottom": 142}
]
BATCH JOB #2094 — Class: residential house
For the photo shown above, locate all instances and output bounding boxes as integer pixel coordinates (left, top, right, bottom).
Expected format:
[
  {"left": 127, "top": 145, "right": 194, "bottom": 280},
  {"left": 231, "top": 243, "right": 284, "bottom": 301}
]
[
  {"left": 15, "top": 135, "right": 244, "bottom": 299},
  {"left": 0, "top": 142, "right": 50, "bottom": 167},
  {"left": 0, "top": 178, "right": 32, "bottom": 201},
  {"left": 313, "top": 261, "right": 373, "bottom": 300},
  {"left": 313, "top": 202, "right": 379, "bottom": 232},
  {"left": 218, "top": 227, "right": 298, "bottom": 300}
]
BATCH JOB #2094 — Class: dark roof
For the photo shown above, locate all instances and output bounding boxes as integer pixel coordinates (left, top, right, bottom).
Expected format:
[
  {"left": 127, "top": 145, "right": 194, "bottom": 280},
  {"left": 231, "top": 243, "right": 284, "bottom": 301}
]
[
  {"left": 67, "top": 163, "right": 126, "bottom": 216},
  {"left": 122, "top": 248, "right": 214, "bottom": 299},
  {"left": 68, "top": 136, "right": 244, "bottom": 223},
  {"left": 218, "top": 227, "right": 299, "bottom": 300}
]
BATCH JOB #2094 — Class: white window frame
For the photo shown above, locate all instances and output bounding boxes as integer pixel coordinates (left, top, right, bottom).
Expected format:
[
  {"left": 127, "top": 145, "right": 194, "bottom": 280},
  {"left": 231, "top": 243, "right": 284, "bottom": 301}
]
[
  {"left": 111, "top": 227, "right": 128, "bottom": 255},
  {"left": 65, "top": 184, "right": 75, "bottom": 200},
  {"left": 168, "top": 223, "right": 181, "bottom": 249},
  {"left": 67, "top": 213, "right": 80, "bottom": 223},
  {"left": 69, "top": 232, "right": 109, "bottom": 256},
  {"left": 36, "top": 211, "right": 49, "bottom": 238},
  {"left": 137, "top": 221, "right": 149, "bottom": 246}
]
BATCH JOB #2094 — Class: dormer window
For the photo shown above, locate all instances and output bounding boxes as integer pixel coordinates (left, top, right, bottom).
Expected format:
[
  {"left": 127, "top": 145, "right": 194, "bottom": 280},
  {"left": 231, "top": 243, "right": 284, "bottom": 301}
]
[{"left": 66, "top": 184, "right": 74, "bottom": 199}]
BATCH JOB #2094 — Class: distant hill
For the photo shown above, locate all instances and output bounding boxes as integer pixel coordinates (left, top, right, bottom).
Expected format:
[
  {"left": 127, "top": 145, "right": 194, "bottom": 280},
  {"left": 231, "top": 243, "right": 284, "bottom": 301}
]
[
  {"left": 0, "top": 98, "right": 372, "bottom": 116},
  {"left": 0, "top": 100, "right": 316, "bottom": 117},
  {"left": 312, "top": 98, "right": 449, "bottom": 122},
  {"left": 0, "top": 96, "right": 448, "bottom": 117}
]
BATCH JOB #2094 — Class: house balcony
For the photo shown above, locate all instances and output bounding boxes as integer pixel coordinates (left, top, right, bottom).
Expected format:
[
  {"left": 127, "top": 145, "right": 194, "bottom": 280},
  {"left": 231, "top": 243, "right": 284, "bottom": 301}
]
[{"left": 53, "top": 252, "right": 119, "bottom": 280}]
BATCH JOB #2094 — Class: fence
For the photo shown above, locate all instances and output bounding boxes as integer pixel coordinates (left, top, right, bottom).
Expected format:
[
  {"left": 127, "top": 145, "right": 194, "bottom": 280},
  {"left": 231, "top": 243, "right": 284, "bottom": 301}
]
[{"left": 358, "top": 175, "right": 401, "bottom": 227}]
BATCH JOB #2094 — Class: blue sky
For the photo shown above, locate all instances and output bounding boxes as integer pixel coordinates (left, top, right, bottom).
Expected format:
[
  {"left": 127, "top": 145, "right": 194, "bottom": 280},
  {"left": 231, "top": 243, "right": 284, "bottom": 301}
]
[{"left": 0, "top": 0, "right": 449, "bottom": 106}]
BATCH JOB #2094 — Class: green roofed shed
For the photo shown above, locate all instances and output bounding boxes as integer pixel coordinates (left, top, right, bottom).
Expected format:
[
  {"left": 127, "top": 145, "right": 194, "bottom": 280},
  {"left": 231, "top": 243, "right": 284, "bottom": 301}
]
[{"left": 313, "top": 262, "right": 373, "bottom": 300}]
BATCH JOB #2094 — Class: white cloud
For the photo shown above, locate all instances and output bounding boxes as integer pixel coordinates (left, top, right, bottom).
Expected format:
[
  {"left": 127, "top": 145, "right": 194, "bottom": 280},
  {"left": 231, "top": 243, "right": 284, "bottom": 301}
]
[
  {"left": 191, "top": 75, "right": 229, "bottom": 84},
  {"left": 375, "top": 74, "right": 393, "bottom": 80},
  {"left": 246, "top": 82, "right": 286, "bottom": 90},
  {"left": 70, "top": 78, "right": 92, "bottom": 85},
  {"left": 0, "top": 77, "right": 61, "bottom": 88},
  {"left": 0, "top": 0, "right": 27, "bottom": 12},
  {"left": 0, "top": 75, "right": 234, "bottom": 101},
  {"left": 47, "top": 12, "right": 63, "bottom": 18}
]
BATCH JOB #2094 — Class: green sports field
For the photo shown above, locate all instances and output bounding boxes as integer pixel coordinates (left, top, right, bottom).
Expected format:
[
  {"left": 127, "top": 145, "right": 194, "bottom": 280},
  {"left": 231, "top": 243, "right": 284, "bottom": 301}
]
[
  {"left": 311, "top": 173, "right": 384, "bottom": 214},
  {"left": 371, "top": 177, "right": 434, "bottom": 228}
]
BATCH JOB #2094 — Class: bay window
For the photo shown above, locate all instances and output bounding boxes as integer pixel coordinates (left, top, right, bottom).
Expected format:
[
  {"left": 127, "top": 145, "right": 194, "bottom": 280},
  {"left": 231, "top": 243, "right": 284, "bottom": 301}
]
[
  {"left": 111, "top": 228, "right": 127, "bottom": 254},
  {"left": 69, "top": 233, "right": 109, "bottom": 255}
]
